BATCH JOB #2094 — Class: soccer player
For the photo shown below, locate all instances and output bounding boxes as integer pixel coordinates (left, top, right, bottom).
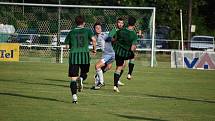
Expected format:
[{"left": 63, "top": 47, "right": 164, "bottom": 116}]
[
  {"left": 92, "top": 22, "right": 115, "bottom": 90},
  {"left": 110, "top": 18, "right": 135, "bottom": 81},
  {"left": 93, "top": 18, "right": 125, "bottom": 87},
  {"left": 65, "top": 15, "right": 97, "bottom": 103},
  {"left": 109, "top": 17, "right": 125, "bottom": 85},
  {"left": 112, "top": 16, "right": 138, "bottom": 92},
  {"left": 125, "top": 17, "right": 148, "bottom": 80},
  {"left": 110, "top": 17, "right": 135, "bottom": 83}
]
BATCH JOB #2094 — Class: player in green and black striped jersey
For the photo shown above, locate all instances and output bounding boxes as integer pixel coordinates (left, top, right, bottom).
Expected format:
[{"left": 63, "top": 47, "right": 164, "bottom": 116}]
[
  {"left": 65, "top": 15, "right": 96, "bottom": 103},
  {"left": 110, "top": 18, "right": 136, "bottom": 82},
  {"left": 112, "top": 16, "right": 138, "bottom": 92}
]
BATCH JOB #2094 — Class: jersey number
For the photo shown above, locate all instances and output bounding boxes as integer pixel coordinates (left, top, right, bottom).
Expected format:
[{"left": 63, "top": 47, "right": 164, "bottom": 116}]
[{"left": 76, "top": 34, "right": 84, "bottom": 48}]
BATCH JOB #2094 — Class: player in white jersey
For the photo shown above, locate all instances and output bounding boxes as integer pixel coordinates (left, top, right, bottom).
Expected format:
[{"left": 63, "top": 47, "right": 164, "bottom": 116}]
[{"left": 92, "top": 22, "right": 115, "bottom": 89}]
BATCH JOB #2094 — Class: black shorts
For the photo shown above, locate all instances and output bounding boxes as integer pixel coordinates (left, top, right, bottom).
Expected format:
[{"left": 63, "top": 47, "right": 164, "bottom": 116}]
[
  {"left": 68, "top": 64, "right": 90, "bottom": 77},
  {"left": 115, "top": 52, "right": 135, "bottom": 66}
]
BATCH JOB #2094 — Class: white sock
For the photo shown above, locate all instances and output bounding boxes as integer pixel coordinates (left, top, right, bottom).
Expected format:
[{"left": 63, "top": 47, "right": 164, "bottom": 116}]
[
  {"left": 96, "top": 69, "right": 104, "bottom": 84},
  {"left": 79, "top": 77, "right": 83, "bottom": 81},
  {"left": 95, "top": 75, "right": 100, "bottom": 85}
]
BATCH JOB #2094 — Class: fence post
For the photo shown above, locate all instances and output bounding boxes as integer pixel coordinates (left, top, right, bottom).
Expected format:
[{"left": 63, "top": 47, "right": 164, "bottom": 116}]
[
  {"left": 60, "top": 46, "right": 63, "bottom": 63},
  {"left": 56, "top": 0, "right": 61, "bottom": 63}
]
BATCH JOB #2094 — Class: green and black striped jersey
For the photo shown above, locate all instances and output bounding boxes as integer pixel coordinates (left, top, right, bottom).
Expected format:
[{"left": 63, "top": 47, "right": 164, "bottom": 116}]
[
  {"left": 65, "top": 27, "right": 93, "bottom": 64},
  {"left": 113, "top": 28, "right": 138, "bottom": 57},
  {"left": 68, "top": 52, "right": 90, "bottom": 64},
  {"left": 108, "top": 28, "right": 118, "bottom": 38}
]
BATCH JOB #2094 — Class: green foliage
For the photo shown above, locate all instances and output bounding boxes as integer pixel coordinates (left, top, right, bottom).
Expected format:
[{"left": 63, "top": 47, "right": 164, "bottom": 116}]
[
  {"left": 49, "top": 20, "right": 58, "bottom": 33},
  {"left": 115, "top": 0, "right": 214, "bottom": 38},
  {"left": 104, "top": 16, "right": 116, "bottom": 24},
  {"left": 1, "top": 0, "right": 214, "bottom": 39},
  {"left": 27, "top": 21, "right": 38, "bottom": 28},
  {"left": 36, "top": 12, "right": 48, "bottom": 21},
  {"left": 14, "top": 12, "right": 25, "bottom": 20}
]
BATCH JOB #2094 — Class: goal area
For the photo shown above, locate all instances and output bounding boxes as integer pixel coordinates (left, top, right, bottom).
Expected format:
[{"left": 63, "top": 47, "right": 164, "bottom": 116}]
[{"left": 0, "top": 2, "right": 156, "bottom": 66}]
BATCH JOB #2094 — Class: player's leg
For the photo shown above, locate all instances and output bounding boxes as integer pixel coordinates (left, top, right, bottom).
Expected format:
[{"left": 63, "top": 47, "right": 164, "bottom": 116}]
[
  {"left": 114, "top": 55, "right": 124, "bottom": 92},
  {"left": 101, "top": 63, "right": 108, "bottom": 73},
  {"left": 94, "top": 54, "right": 114, "bottom": 82},
  {"left": 120, "top": 60, "right": 126, "bottom": 77},
  {"left": 95, "top": 60, "right": 105, "bottom": 85},
  {"left": 127, "top": 53, "right": 135, "bottom": 80},
  {"left": 79, "top": 64, "right": 90, "bottom": 92},
  {"left": 106, "top": 63, "right": 112, "bottom": 71},
  {"left": 92, "top": 61, "right": 105, "bottom": 90},
  {"left": 118, "top": 60, "right": 126, "bottom": 86},
  {"left": 79, "top": 64, "right": 90, "bottom": 82},
  {"left": 99, "top": 55, "right": 113, "bottom": 72},
  {"left": 114, "top": 65, "right": 124, "bottom": 92},
  {"left": 68, "top": 64, "right": 79, "bottom": 103},
  {"left": 93, "top": 63, "right": 107, "bottom": 87},
  {"left": 105, "top": 54, "right": 125, "bottom": 86},
  {"left": 94, "top": 54, "right": 114, "bottom": 90},
  {"left": 103, "top": 54, "right": 115, "bottom": 73}
]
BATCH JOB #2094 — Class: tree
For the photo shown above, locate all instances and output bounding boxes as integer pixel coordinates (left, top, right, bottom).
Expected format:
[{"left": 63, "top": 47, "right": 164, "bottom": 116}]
[
  {"left": 199, "top": 0, "right": 215, "bottom": 31},
  {"left": 116, "top": 0, "right": 214, "bottom": 38},
  {"left": 5, "top": 0, "right": 215, "bottom": 37}
]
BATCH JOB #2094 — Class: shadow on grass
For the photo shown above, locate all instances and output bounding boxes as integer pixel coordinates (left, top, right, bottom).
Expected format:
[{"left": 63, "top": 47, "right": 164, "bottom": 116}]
[
  {"left": 45, "top": 79, "right": 68, "bottom": 83},
  {"left": 22, "top": 81, "right": 68, "bottom": 88},
  {"left": 0, "top": 92, "right": 70, "bottom": 103},
  {"left": 1, "top": 79, "right": 214, "bottom": 104},
  {"left": 113, "top": 114, "right": 168, "bottom": 121},
  {"left": 45, "top": 78, "right": 92, "bottom": 85},
  {"left": 145, "top": 94, "right": 215, "bottom": 104},
  {"left": 0, "top": 79, "right": 68, "bottom": 88}
]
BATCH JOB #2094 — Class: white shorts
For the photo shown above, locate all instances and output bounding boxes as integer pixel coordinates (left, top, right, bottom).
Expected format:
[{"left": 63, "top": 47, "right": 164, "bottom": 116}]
[{"left": 101, "top": 54, "right": 115, "bottom": 65}]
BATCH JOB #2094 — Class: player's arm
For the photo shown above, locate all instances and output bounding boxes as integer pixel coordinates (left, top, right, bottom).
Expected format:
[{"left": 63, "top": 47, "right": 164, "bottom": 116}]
[
  {"left": 107, "top": 28, "right": 117, "bottom": 43},
  {"left": 105, "top": 36, "right": 112, "bottom": 42},
  {"left": 131, "top": 44, "right": 137, "bottom": 51},
  {"left": 91, "top": 36, "right": 97, "bottom": 53},
  {"left": 111, "top": 30, "right": 119, "bottom": 43},
  {"left": 131, "top": 33, "right": 138, "bottom": 51},
  {"left": 100, "top": 35, "right": 106, "bottom": 51},
  {"left": 88, "top": 28, "right": 96, "bottom": 53},
  {"left": 112, "top": 37, "right": 117, "bottom": 43},
  {"left": 65, "top": 32, "right": 71, "bottom": 49}
]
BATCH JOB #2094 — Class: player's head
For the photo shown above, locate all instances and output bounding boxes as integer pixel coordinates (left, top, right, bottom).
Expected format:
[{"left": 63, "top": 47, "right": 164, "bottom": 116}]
[
  {"left": 128, "top": 16, "right": 136, "bottom": 26},
  {"left": 93, "top": 22, "right": 102, "bottom": 35},
  {"left": 116, "top": 17, "right": 124, "bottom": 29},
  {"left": 75, "top": 15, "right": 85, "bottom": 26}
]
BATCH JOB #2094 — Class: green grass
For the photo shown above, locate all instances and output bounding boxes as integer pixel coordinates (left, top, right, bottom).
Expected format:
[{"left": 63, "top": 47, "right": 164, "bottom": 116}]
[{"left": 0, "top": 61, "right": 215, "bottom": 121}]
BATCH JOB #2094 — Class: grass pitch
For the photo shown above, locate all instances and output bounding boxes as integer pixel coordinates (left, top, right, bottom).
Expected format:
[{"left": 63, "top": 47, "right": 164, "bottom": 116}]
[{"left": 0, "top": 61, "right": 215, "bottom": 121}]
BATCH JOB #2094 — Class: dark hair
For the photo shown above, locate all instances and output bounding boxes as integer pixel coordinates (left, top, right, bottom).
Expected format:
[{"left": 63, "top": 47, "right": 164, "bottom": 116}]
[
  {"left": 128, "top": 16, "right": 136, "bottom": 26},
  {"left": 93, "top": 22, "right": 102, "bottom": 29},
  {"left": 117, "top": 17, "right": 124, "bottom": 22},
  {"left": 75, "top": 15, "right": 85, "bottom": 26}
]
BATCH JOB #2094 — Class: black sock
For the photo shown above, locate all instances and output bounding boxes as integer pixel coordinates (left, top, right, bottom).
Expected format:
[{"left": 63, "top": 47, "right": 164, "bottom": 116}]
[
  {"left": 128, "top": 63, "right": 134, "bottom": 75},
  {"left": 80, "top": 73, "right": 87, "bottom": 81},
  {"left": 114, "top": 72, "right": 120, "bottom": 87},
  {"left": 120, "top": 70, "right": 124, "bottom": 77},
  {"left": 70, "top": 81, "right": 77, "bottom": 95},
  {"left": 101, "top": 64, "right": 107, "bottom": 73}
]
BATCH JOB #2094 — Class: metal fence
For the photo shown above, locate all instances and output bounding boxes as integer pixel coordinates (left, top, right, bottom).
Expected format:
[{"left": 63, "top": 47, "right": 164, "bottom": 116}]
[
  {"left": 0, "top": 2, "right": 157, "bottom": 65},
  {"left": 3, "top": 2, "right": 214, "bottom": 68}
]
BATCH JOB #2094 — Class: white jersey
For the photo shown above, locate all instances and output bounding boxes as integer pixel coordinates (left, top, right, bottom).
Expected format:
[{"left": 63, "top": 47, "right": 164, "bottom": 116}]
[{"left": 96, "top": 32, "right": 115, "bottom": 55}]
